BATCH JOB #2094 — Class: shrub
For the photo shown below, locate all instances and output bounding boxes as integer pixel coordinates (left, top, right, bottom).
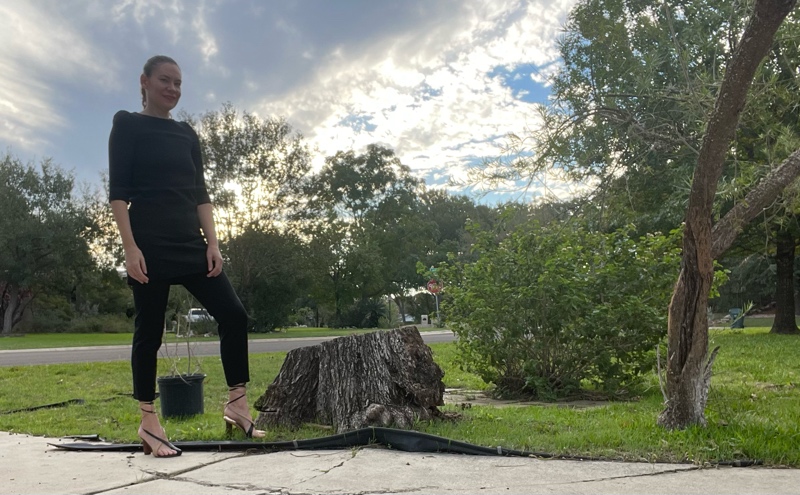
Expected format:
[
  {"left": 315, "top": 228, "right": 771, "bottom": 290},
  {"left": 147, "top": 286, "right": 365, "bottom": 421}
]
[
  {"left": 190, "top": 317, "right": 218, "bottom": 336},
  {"left": 21, "top": 294, "right": 76, "bottom": 333},
  {"left": 68, "top": 314, "right": 132, "bottom": 333},
  {"left": 440, "top": 221, "right": 680, "bottom": 399}
]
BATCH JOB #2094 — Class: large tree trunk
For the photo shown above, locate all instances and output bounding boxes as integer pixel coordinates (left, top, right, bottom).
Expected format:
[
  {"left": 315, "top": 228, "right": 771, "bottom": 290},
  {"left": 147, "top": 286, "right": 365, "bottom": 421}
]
[
  {"left": 254, "top": 326, "right": 445, "bottom": 433},
  {"left": 659, "top": 0, "right": 796, "bottom": 429},
  {"left": 1, "top": 283, "right": 28, "bottom": 335},
  {"left": 770, "top": 229, "right": 800, "bottom": 334},
  {"left": 1, "top": 286, "right": 17, "bottom": 335}
]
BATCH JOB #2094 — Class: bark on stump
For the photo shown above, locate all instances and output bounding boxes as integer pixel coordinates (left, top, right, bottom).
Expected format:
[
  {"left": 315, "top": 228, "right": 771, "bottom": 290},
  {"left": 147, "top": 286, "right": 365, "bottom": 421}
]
[{"left": 253, "top": 326, "right": 445, "bottom": 433}]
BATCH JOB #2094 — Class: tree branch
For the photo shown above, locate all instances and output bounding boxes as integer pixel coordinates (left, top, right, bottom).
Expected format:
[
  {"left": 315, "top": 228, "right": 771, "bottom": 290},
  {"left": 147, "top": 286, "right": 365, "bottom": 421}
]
[{"left": 712, "top": 147, "right": 800, "bottom": 259}]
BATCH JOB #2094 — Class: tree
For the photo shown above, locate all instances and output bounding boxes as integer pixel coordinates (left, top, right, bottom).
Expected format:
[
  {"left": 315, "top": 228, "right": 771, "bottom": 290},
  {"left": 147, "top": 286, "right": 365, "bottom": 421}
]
[
  {"left": 180, "top": 104, "right": 312, "bottom": 328},
  {"left": 299, "top": 145, "right": 429, "bottom": 325},
  {"left": 303, "top": 218, "right": 358, "bottom": 326},
  {"left": 474, "top": 0, "right": 799, "bottom": 426},
  {"left": 728, "top": 7, "right": 800, "bottom": 334},
  {"left": 183, "top": 103, "right": 311, "bottom": 240},
  {"left": 547, "top": 0, "right": 800, "bottom": 327},
  {"left": 661, "top": 0, "right": 797, "bottom": 429},
  {"left": 0, "top": 154, "right": 94, "bottom": 334},
  {"left": 482, "top": 0, "right": 799, "bottom": 236},
  {"left": 225, "top": 228, "right": 309, "bottom": 332},
  {"left": 418, "top": 190, "right": 497, "bottom": 267},
  {"left": 770, "top": 223, "right": 800, "bottom": 334}
]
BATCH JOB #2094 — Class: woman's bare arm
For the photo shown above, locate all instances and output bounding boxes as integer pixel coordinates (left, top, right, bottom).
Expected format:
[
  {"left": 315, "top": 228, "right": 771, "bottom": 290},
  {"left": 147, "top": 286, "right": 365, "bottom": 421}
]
[
  {"left": 197, "top": 203, "right": 223, "bottom": 277},
  {"left": 111, "top": 200, "right": 148, "bottom": 283}
]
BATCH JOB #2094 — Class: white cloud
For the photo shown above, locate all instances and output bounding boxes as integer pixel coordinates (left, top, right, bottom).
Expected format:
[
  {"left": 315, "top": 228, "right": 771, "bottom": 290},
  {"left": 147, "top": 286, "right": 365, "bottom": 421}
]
[
  {"left": 0, "top": 0, "right": 581, "bottom": 202},
  {"left": 252, "top": 0, "right": 577, "bottom": 198},
  {"left": 111, "top": 0, "right": 222, "bottom": 70},
  {"left": 0, "top": 2, "right": 117, "bottom": 151},
  {"left": 193, "top": 4, "right": 220, "bottom": 65},
  {"left": 111, "top": 0, "right": 185, "bottom": 43}
]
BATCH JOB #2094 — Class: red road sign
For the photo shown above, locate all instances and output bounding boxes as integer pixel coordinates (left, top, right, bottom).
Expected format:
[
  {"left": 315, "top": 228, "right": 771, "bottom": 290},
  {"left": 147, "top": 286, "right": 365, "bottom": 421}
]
[{"left": 427, "top": 279, "right": 441, "bottom": 294}]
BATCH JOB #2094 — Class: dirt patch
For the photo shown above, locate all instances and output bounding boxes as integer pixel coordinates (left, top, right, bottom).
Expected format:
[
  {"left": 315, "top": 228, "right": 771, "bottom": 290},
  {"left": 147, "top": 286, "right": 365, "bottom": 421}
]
[{"left": 443, "top": 388, "right": 609, "bottom": 409}]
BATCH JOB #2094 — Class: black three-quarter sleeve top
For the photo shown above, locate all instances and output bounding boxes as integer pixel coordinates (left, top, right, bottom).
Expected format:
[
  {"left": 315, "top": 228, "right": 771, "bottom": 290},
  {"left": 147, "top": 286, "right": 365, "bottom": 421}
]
[{"left": 108, "top": 110, "right": 212, "bottom": 282}]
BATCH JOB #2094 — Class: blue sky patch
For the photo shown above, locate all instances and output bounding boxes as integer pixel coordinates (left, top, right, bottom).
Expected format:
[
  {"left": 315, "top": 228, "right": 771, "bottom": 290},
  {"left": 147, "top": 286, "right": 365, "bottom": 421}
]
[
  {"left": 488, "top": 63, "right": 552, "bottom": 104},
  {"left": 338, "top": 114, "right": 378, "bottom": 133}
]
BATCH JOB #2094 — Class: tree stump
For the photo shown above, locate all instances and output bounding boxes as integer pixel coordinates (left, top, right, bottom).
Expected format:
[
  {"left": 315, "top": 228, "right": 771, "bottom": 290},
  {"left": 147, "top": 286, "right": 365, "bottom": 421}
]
[{"left": 253, "top": 326, "right": 445, "bottom": 433}]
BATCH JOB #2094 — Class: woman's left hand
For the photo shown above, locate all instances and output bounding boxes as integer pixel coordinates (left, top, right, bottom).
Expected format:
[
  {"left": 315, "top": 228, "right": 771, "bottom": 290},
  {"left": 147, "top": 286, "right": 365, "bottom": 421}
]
[{"left": 206, "top": 245, "right": 223, "bottom": 277}]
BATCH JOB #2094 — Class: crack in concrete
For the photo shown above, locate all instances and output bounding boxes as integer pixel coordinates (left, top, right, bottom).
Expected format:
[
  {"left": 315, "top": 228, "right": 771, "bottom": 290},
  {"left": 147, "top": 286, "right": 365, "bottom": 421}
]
[
  {"left": 133, "top": 452, "right": 358, "bottom": 495},
  {"left": 551, "top": 465, "right": 701, "bottom": 486},
  {"left": 348, "top": 488, "right": 437, "bottom": 495},
  {"left": 147, "top": 453, "right": 249, "bottom": 479},
  {"left": 161, "top": 476, "right": 280, "bottom": 494},
  {"left": 291, "top": 448, "right": 360, "bottom": 487},
  {"left": 83, "top": 454, "right": 248, "bottom": 495},
  {"left": 86, "top": 453, "right": 701, "bottom": 495}
]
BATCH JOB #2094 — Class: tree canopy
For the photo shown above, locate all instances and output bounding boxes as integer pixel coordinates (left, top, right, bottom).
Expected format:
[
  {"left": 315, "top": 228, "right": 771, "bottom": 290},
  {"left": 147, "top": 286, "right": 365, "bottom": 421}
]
[{"left": 0, "top": 154, "right": 95, "bottom": 334}]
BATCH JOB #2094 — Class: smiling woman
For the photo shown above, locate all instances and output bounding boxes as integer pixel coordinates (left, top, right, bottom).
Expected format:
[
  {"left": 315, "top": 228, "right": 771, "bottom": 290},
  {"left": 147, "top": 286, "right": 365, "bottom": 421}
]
[
  {"left": 107, "top": 54, "right": 267, "bottom": 457},
  {"left": 139, "top": 55, "right": 182, "bottom": 119}
]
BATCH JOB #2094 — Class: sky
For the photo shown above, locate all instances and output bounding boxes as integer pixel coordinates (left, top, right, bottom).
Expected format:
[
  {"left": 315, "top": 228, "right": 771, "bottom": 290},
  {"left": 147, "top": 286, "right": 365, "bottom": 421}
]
[{"left": 1, "top": 0, "right": 579, "bottom": 203}]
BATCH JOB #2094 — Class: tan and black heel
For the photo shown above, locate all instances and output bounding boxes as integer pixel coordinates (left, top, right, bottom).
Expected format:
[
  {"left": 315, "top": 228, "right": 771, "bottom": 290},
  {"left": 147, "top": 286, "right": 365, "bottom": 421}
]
[
  {"left": 138, "top": 402, "right": 181, "bottom": 457},
  {"left": 223, "top": 384, "right": 263, "bottom": 438}
]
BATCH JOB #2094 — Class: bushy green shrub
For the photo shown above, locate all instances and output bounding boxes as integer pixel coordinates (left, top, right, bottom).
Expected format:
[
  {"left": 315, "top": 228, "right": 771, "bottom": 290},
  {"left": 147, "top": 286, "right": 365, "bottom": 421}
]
[
  {"left": 440, "top": 221, "right": 680, "bottom": 399},
  {"left": 67, "top": 314, "right": 132, "bottom": 333}
]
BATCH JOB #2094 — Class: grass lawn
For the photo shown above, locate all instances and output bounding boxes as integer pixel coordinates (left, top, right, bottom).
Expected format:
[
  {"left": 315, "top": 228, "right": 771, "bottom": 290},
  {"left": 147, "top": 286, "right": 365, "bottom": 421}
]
[
  {"left": 0, "top": 326, "right": 444, "bottom": 351},
  {"left": 0, "top": 327, "right": 798, "bottom": 466}
]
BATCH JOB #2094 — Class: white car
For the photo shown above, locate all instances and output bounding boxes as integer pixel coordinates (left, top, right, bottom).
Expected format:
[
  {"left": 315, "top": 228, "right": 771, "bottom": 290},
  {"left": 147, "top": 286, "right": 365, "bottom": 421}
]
[{"left": 185, "top": 308, "right": 213, "bottom": 323}]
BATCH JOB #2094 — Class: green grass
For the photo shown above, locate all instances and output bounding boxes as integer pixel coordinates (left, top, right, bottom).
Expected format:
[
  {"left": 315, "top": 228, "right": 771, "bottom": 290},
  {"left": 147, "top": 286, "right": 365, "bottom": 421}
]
[
  {"left": 712, "top": 315, "right": 800, "bottom": 329},
  {"left": 0, "top": 326, "right": 444, "bottom": 351},
  {"left": 0, "top": 327, "right": 798, "bottom": 466}
]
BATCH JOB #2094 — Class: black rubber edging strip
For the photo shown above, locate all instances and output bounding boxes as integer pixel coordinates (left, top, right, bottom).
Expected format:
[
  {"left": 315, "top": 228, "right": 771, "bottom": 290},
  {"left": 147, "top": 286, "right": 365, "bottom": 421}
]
[
  {"left": 0, "top": 399, "right": 85, "bottom": 415},
  {"left": 0, "top": 394, "right": 131, "bottom": 415},
  {"left": 48, "top": 426, "right": 762, "bottom": 466},
  {"left": 14, "top": 397, "right": 760, "bottom": 467}
]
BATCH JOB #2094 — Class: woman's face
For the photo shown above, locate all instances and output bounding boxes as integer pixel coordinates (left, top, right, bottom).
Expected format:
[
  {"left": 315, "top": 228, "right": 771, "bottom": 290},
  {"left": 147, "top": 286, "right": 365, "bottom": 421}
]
[{"left": 141, "top": 63, "right": 182, "bottom": 114}]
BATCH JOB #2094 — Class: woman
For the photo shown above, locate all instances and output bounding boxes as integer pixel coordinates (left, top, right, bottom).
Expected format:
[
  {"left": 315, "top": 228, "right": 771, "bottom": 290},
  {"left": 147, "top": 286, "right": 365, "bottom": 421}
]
[{"left": 109, "top": 55, "right": 265, "bottom": 458}]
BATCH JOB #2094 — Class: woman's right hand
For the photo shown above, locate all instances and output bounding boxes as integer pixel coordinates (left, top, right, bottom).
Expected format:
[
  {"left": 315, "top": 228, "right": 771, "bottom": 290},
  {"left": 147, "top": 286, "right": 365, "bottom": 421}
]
[{"left": 124, "top": 246, "right": 149, "bottom": 284}]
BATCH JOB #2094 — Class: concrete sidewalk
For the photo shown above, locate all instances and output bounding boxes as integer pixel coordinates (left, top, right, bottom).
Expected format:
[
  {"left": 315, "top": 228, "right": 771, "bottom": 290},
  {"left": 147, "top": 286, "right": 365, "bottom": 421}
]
[{"left": 2, "top": 432, "right": 798, "bottom": 495}]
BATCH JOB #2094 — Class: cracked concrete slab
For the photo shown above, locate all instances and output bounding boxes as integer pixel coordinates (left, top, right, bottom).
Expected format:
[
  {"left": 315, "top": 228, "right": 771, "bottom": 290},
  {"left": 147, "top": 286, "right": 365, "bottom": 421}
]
[
  {"left": 4, "top": 431, "right": 800, "bottom": 495},
  {"left": 1, "top": 432, "right": 241, "bottom": 495},
  {"left": 177, "top": 449, "right": 357, "bottom": 491},
  {"left": 284, "top": 449, "right": 696, "bottom": 494},
  {"left": 156, "top": 447, "right": 693, "bottom": 494}
]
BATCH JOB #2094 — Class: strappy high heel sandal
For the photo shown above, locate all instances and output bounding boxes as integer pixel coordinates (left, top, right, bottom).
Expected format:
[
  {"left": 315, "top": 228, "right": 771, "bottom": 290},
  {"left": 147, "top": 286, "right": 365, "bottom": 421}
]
[
  {"left": 223, "top": 384, "right": 264, "bottom": 438},
  {"left": 138, "top": 402, "right": 182, "bottom": 457}
]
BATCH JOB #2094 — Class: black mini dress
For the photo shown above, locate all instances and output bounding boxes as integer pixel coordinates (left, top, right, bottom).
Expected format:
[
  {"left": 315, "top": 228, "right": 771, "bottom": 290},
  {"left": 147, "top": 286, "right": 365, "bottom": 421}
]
[{"left": 108, "top": 111, "right": 211, "bottom": 283}]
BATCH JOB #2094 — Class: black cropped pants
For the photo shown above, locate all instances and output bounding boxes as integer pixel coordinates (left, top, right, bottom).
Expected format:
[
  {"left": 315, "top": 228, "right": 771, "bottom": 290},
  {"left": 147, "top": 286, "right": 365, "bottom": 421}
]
[{"left": 130, "top": 272, "right": 250, "bottom": 402}]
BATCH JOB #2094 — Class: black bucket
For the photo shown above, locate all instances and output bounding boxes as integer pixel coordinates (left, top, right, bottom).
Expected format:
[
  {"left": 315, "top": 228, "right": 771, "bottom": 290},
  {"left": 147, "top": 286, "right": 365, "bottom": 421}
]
[{"left": 157, "top": 373, "right": 206, "bottom": 418}]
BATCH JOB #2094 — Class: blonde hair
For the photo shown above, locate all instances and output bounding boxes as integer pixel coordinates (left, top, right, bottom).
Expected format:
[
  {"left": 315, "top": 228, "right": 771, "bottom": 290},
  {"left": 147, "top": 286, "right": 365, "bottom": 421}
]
[{"left": 141, "top": 55, "right": 179, "bottom": 108}]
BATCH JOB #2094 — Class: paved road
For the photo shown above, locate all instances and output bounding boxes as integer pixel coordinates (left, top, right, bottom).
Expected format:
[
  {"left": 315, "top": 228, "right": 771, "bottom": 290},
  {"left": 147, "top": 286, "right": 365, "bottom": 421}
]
[{"left": 0, "top": 330, "right": 456, "bottom": 367}]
